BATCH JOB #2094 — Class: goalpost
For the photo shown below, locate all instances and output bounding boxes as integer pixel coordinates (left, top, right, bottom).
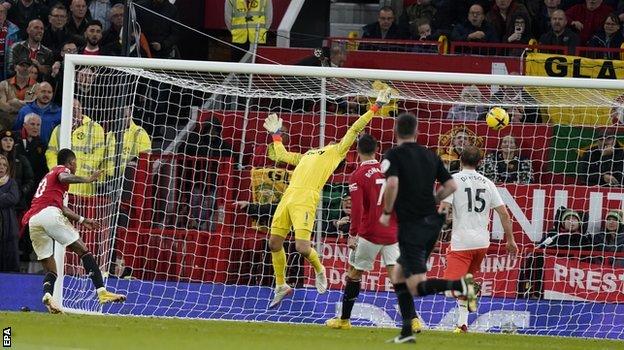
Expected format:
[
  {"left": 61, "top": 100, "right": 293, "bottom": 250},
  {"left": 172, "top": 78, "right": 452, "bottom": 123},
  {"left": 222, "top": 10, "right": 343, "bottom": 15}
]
[{"left": 57, "top": 54, "right": 624, "bottom": 339}]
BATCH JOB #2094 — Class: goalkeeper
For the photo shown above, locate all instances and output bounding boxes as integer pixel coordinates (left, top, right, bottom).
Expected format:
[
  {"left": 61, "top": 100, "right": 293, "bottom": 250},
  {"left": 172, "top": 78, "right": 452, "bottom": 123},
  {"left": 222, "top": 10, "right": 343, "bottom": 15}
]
[{"left": 264, "top": 88, "right": 392, "bottom": 308}]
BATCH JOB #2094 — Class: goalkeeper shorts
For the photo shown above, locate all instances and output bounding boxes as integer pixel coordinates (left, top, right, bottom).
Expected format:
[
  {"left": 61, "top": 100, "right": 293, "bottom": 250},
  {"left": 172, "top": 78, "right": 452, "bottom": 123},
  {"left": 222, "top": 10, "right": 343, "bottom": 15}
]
[{"left": 270, "top": 201, "right": 316, "bottom": 240}]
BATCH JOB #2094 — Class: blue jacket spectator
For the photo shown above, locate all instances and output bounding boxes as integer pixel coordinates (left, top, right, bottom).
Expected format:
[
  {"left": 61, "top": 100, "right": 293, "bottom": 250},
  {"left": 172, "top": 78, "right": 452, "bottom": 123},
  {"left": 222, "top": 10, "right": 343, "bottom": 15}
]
[
  {"left": 0, "top": 7, "right": 19, "bottom": 81},
  {"left": 13, "top": 82, "right": 60, "bottom": 145},
  {"left": 586, "top": 13, "right": 624, "bottom": 59}
]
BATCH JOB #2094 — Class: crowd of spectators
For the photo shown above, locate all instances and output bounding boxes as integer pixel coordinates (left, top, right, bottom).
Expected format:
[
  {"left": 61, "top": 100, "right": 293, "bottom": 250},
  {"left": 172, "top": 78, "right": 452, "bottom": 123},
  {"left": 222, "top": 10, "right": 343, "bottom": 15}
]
[{"left": 355, "top": 1, "right": 624, "bottom": 57}]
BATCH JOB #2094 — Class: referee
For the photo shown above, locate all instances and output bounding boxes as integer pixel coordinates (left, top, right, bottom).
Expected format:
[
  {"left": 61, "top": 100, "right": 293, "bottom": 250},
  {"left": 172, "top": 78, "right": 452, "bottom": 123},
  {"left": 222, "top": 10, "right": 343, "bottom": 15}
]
[{"left": 379, "top": 113, "right": 477, "bottom": 343}]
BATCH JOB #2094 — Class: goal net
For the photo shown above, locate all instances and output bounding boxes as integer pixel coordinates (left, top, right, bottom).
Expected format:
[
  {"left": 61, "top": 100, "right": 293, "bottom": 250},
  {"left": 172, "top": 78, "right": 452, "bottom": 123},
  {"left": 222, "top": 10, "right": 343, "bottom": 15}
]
[{"left": 57, "top": 55, "right": 624, "bottom": 339}]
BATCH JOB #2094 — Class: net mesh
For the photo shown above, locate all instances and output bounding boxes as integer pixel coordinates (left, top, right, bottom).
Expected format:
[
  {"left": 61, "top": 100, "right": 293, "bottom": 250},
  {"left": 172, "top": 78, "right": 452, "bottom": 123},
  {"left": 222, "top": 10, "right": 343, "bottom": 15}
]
[{"left": 59, "top": 62, "right": 624, "bottom": 339}]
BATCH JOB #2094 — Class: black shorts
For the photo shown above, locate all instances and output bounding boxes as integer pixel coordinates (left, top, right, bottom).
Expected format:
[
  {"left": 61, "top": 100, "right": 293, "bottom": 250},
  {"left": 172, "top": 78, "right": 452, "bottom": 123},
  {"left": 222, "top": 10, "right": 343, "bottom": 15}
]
[{"left": 396, "top": 213, "right": 445, "bottom": 278}]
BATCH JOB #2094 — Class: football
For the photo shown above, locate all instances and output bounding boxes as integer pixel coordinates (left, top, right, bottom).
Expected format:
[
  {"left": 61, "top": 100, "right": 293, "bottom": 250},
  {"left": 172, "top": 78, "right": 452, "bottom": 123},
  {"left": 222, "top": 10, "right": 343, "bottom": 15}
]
[{"left": 486, "top": 107, "right": 510, "bottom": 131}]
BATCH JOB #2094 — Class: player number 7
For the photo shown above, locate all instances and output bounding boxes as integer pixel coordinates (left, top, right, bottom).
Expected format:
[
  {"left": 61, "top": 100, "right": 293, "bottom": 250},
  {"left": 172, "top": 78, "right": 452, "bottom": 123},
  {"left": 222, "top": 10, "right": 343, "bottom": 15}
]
[{"left": 376, "top": 178, "right": 386, "bottom": 206}]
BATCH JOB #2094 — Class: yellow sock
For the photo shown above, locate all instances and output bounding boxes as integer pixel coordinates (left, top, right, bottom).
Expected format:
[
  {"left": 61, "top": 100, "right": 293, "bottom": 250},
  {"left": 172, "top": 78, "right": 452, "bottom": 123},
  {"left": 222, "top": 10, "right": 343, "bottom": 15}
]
[
  {"left": 305, "top": 248, "right": 323, "bottom": 274},
  {"left": 271, "top": 248, "right": 287, "bottom": 286}
]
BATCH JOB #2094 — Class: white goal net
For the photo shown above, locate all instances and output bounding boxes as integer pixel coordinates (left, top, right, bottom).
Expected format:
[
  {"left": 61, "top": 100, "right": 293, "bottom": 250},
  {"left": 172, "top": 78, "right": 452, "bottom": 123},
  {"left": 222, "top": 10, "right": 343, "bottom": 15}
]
[{"left": 57, "top": 55, "right": 624, "bottom": 339}]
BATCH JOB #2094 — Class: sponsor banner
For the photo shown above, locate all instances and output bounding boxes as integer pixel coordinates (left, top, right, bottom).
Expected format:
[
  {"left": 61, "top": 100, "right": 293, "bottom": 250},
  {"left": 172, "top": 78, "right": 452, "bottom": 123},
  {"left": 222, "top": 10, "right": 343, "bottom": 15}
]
[
  {"left": 3, "top": 273, "right": 623, "bottom": 339},
  {"left": 524, "top": 52, "right": 623, "bottom": 126},
  {"left": 543, "top": 256, "right": 624, "bottom": 303},
  {"left": 313, "top": 239, "right": 521, "bottom": 297}
]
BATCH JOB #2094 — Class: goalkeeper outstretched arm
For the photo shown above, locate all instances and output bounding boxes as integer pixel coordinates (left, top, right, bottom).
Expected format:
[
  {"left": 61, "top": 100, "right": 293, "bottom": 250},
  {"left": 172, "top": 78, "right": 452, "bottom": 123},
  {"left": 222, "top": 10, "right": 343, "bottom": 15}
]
[
  {"left": 335, "top": 88, "right": 392, "bottom": 157},
  {"left": 263, "top": 114, "right": 303, "bottom": 166}
]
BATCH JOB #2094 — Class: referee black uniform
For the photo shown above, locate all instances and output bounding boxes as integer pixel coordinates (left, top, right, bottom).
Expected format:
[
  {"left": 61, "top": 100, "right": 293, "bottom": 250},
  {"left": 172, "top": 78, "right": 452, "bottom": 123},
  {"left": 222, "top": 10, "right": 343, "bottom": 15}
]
[
  {"left": 380, "top": 113, "right": 475, "bottom": 343},
  {"left": 383, "top": 143, "right": 451, "bottom": 276}
]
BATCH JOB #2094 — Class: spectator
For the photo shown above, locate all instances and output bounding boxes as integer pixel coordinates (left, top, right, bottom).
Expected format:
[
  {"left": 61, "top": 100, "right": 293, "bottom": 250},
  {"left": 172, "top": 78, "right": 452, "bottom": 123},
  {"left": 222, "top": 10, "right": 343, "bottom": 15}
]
[
  {"left": 296, "top": 45, "right": 347, "bottom": 67},
  {"left": 538, "top": 208, "right": 590, "bottom": 249},
  {"left": 6, "top": 0, "right": 48, "bottom": 38},
  {"left": 536, "top": 0, "right": 562, "bottom": 37},
  {"left": 88, "top": 0, "right": 111, "bottom": 31},
  {"left": 104, "top": 106, "right": 151, "bottom": 177},
  {"left": 42, "top": 3, "right": 70, "bottom": 57},
  {"left": 9, "top": 19, "right": 54, "bottom": 76},
  {"left": 446, "top": 85, "right": 486, "bottom": 121},
  {"left": 103, "top": 107, "right": 150, "bottom": 227},
  {"left": 439, "top": 128, "right": 476, "bottom": 174},
  {"left": 539, "top": 9, "right": 580, "bottom": 53},
  {"left": 486, "top": 0, "right": 531, "bottom": 42},
  {"left": 14, "top": 112, "right": 46, "bottom": 182},
  {"left": 566, "top": 0, "right": 613, "bottom": 44},
  {"left": 13, "top": 81, "right": 59, "bottom": 145},
  {"left": 0, "top": 5, "right": 19, "bottom": 81},
  {"left": 325, "top": 191, "right": 351, "bottom": 236},
  {"left": 178, "top": 117, "right": 233, "bottom": 230},
  {"left": 0, "top": 153, "right": 19, "bottom": 272},
  {"left": 81, "top": 19, "right": 107, "bottom": 55},
  {"left": 135, "top": 0, "right": 179, "bottom": 58},
  {"left": 100, "top": 3, "right": 122, "bottom": 47},
  {"left": 450, "top": 4, "right": 499, "bottom": 43},
  {"left": 27, "top": 64, "right": 39, "bottom": 81},
  {"left": 0, "top": 128, "right": 34, "bottom": 213},
  {"left": 505, "top": 12, "right": 533, "bottom": 44},
  {"left": 224, "top": 0, "right": 272, "bottom": 62},
  {"left": 490, "top": 78, "right": 542, "bottom": 123},
  {"left": 482, "top": 135, "right": 533, "bottom": 184},
  {"left": 47, "top": 40, "right": 77, "bottom": 105},
  {"left": 577, "top": 130, "right": 624, "bottom": 186},
  {"left": 103, "top": 20, "right": 152, "bottom": 57},
  {"left": 362, "top": 6, "right": 409, "bottom": 42},
  {"left": 0, "top": 58, "right": 37, "bottom": 130},
  {"left": 45, "top": 98, "right": 105, "bottom": 195},
  {"left": 592, "top": 210, "right": 624, "bottom": 253},
  {"left": 586, "top": 13, "right": 624, "bottom": 59},
  {"left": 399, "top": 0, "right": 437, "bottom": 38},
  {"left": 67, "top": 0, "right": 90, "bottom": 37}
]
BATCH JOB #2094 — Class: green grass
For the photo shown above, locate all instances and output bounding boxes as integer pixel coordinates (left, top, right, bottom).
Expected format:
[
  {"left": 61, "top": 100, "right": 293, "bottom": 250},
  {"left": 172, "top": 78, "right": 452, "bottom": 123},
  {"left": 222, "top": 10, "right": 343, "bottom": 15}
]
[{"left": 1, "top": 312, "right": 623, "bottom": 350}]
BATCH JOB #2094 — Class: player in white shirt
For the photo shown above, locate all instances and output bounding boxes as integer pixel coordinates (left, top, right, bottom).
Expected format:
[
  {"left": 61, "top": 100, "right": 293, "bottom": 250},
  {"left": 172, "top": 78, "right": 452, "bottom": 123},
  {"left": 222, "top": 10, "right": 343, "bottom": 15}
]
[{"left": 438, "top": 146, "right": 518, "bottom": 333}]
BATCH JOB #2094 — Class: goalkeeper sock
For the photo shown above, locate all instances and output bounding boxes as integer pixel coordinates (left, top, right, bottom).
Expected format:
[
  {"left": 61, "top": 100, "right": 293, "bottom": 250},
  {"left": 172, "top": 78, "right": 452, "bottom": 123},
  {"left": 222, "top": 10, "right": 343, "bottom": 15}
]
[
  {"left": 305, "top": 248, "right": 324, "bottom": 274},
  {"left": 457, "top": 299, "right": 469, "bottom": 327},
  {"left": 394, "top": 283, "right": 415, "bottom": 337},
  {"left": 271, "top": 248, "right": 287, "bottom": 286},
  {"left": 340, "top": 277, "right": 361, "bottom": 320},
  {"left": 43, "top": 271, "right": 57, "bottom": 295},
  {"left": 81, "top": 252, "right": 105, "bottom": 289},
  {"left": 416, "top": 279, "right": 462, "bottom": 296}
]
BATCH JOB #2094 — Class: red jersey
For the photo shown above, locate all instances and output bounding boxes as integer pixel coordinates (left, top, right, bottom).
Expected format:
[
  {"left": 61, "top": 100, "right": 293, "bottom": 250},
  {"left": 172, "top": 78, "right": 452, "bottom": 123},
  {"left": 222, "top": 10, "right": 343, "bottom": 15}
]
[
  {"left": 22, "top": 166, "right": 70, "bottom": 226},
  {"left": 349, "top": 159, "right": 397, "bottom": 245}
]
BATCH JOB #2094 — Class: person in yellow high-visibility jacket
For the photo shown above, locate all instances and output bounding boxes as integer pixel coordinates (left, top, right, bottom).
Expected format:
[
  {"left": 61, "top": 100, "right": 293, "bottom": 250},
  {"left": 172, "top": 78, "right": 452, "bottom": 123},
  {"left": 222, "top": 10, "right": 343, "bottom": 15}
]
[
  {"left": 45, "top": 99, "right": 105, "bottom": 196},
  {"left": 103, "top": 109, "right": 151, "bottom": 178},
  {"left": 224, "top": 0, "right": 273, "bottom": 61}
]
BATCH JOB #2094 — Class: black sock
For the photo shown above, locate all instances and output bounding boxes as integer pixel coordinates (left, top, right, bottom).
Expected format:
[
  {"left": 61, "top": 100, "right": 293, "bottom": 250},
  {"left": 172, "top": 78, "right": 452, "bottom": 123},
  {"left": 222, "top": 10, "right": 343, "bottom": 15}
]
[
  {"left": 43, "top": 271, "right": 57, "bottom": 295},
  {"left": 394, "top": 283, "right": 415, "bottom": 337},
  {"left": 340, "top": 278, "right": 361, "bottom": 320},
  {"left": 81, "top": 253, "right": 104, "bottom": 289},
  {"left": 416, "top": 279, "right": 463, "bottom": 296}
]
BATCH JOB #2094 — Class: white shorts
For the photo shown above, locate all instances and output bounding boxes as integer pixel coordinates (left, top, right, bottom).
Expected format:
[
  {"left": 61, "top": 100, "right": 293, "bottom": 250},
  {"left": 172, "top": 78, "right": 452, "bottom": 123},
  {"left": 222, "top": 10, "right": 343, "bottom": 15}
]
[
  {"left": 29, "top": 206, "right": 80, "bottom": 260},
  {"left": 348, "top": 237, "right": 399, "bottom": 271}
]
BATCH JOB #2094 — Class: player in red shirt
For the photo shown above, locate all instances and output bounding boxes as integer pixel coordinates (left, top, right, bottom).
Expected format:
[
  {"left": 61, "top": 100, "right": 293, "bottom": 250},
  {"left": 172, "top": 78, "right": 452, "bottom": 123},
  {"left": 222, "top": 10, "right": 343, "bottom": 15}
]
[
  {"left": 325, "top": 134, "right": 422, "bottom": 332},
  {"left": 23, "top": 148, "right": 126, "bottom": 313}
]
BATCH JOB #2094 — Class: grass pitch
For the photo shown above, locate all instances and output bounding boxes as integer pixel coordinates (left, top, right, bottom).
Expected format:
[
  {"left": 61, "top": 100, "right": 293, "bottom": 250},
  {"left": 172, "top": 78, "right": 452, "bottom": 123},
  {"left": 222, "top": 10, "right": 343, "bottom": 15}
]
[{"left": 1, "top": 312, "right": 622, "bottom": 350}]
